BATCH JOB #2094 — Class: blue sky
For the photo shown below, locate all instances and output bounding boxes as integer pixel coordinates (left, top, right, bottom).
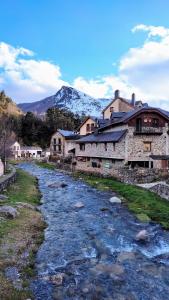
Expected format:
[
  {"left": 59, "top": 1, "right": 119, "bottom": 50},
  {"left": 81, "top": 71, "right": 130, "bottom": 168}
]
[{"left": 1, "top": 0, "right": 169, "bottom": 108}]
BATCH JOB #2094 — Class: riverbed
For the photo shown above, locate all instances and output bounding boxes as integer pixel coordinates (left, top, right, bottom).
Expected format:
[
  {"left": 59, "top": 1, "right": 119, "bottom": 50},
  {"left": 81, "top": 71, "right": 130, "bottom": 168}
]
[{"left": 19, "top": 163, "right": 169, "bottom": 300}]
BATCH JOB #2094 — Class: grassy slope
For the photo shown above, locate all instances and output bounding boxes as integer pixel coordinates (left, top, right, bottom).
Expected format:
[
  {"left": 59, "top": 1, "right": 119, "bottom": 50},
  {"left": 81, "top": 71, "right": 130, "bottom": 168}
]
[
  {"left": 75, "top": 173, "right": 169, "bottom": 229},
  {"left": 0, "top": 169, "right": 45, "bottom": 300}
]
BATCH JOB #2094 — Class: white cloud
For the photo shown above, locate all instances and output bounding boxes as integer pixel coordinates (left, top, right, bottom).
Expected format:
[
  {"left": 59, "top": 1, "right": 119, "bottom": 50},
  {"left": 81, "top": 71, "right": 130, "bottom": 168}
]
[{"left": 0, "top": 42, "right": 68, "bottom": 102}]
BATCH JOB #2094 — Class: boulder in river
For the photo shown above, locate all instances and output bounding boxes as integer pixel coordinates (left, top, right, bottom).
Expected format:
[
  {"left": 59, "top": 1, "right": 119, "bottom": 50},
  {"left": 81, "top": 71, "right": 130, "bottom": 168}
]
[
  {"left": 0, "top": 206, "right": 19, "bottom": 219},
  {"left": 74, "top": 201, "right": 85, "bottom": 209},
  {"left": 135, "top": 229, "right": 149, "bottom": 242},
  {"left": 48, "top": 182, "right": 68, "bottom": 188},
  {"left": 109, "top": 196, "right": 121, "bottom": 204},
  {"left": 50, "top": 273, "right": 65, "bottom": 285}
]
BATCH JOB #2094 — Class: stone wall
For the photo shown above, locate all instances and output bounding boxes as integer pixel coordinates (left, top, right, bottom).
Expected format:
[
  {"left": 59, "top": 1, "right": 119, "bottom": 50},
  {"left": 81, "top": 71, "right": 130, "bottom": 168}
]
[
  {"left": 75, "top": 160, "right": 168, "bottom": 184},
  {"left": 76, "top": 136, "right": 126, "bottom": 160},
  {"left": 149, "top": 184, "right": 169, "bottom": 201},
  {"left": 0, "top": 166, "right": 16, "bottom": 192}
]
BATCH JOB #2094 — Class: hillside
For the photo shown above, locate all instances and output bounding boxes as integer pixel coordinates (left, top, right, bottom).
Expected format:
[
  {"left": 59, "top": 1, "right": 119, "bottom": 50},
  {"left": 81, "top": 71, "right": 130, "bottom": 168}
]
[
  {"left": 0, "top": 91, "right": 23, "bottom": 116},
  {"left": 19, "top": 86, "right": 110, "bottom": 116}
]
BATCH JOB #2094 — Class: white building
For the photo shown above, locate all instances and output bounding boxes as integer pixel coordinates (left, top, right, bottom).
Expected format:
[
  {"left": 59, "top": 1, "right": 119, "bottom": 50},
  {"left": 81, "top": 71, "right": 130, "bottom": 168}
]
[{"left": 10, "top": 142, "right": 42, "bottom": 159}]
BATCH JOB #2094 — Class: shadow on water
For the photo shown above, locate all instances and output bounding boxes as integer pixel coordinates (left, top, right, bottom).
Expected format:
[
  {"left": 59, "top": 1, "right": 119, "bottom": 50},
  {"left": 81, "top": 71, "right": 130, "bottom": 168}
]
[{"left": 19, "top": 163, "right": 169, "bottom": 300}]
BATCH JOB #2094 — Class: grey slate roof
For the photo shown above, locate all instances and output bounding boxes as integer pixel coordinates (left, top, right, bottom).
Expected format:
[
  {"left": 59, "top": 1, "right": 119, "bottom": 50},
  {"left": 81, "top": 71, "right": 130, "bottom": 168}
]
[
  {"left": 77, "top": 130, "right": 127, "bottom": 143},
  {"left": 58, "top": 129, "right": 75, "bottom": 136}
]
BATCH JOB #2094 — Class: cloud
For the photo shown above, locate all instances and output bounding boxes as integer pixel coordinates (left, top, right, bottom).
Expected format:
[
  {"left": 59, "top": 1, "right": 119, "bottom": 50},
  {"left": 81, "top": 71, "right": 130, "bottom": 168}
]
[{"left": 0, "top": 42, "right": 68, "bottom": 102}]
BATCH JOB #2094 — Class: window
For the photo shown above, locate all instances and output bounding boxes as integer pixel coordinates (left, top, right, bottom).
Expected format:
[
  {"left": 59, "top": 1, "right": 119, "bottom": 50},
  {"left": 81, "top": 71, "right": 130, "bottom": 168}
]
[
  {"left": 80, "top": 143, "right": 85, "bottom": 151},
  {"left": 110, "top": 107, "right": 114, "bottom": 112},
  {"left": 87, "top": 157, "right": 90, "bottom": 161},
  {"left": 86, "top": 124, "right": 90, "bottom": 132},
  {"left": 104, "top": 143, "right": 108, "bottom": 151},
  {"left": 53, "top": 138, "right": 56, "bottom": 144},
  {"left": 91, "top": 123, "right": 95, "bottom": 131},
  {"left": 143, "top": 142, "right": 151, "bottom": 152},
  {"left": 53, "top": 145, "right": 56, "bottom": 151},
  {"left": 113, "top": 143, "right": 116, "bottom": 151},
  {"left": 152, "top": 118, "right": 159, "bottom": 127}
]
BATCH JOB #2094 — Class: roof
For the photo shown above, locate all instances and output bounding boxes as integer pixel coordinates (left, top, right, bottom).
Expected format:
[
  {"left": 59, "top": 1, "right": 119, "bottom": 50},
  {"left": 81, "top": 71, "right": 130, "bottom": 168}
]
[
  {"left": 21, "top": 146, "right": 42, "bottom": 151},
  {"left": 77, "top": 130, "right": 127, "bottom": 143},
  {"left": 58, "top": 129, "right": 75, "bottom": 136},
  {"left": 99, "top": 107, "right": 169, "bottom": 132}
]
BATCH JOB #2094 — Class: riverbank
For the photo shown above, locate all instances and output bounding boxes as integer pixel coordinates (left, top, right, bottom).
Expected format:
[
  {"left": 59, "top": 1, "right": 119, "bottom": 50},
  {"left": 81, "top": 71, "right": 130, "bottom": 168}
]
[
  {"left": 0, "top": 168, "right": 45, "bottom": 299},
  {"left": 74, "top": 172, "right": 169, "bottom": 229}
]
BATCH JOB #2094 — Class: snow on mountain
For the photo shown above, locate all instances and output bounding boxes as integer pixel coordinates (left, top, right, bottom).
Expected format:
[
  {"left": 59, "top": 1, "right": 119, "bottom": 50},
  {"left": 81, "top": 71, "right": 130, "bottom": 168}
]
[{"left": 18, "top": 86, "right": 111, "bottom": 117}]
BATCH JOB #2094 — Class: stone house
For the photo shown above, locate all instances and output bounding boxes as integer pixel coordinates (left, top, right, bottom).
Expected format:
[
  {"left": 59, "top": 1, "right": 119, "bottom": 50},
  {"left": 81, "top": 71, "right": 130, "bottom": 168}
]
[
  {"left": 50, "top": 129, "right": 80, "bottom": 158},
  {"left": 77, "top": 116, "right": 109, "bottom": 136},
  {"left": 102, "top": 90, "right": 147, "bottom": 119},
  {"left": 75, "top": 107, "right": 169, "bottom": 174}
]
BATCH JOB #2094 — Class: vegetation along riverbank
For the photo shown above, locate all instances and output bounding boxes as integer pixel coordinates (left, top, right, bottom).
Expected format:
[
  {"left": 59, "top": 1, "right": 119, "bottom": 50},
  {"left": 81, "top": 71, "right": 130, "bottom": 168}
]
[{"left": 0, "top": 168, "right": 45, "bottom": 299}]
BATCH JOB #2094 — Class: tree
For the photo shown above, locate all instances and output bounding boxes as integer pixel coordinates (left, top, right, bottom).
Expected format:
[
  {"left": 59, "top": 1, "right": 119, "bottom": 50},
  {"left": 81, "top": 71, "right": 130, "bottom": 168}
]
[{"left": 0, "top": 114, "right": 16, "bottom": 171}]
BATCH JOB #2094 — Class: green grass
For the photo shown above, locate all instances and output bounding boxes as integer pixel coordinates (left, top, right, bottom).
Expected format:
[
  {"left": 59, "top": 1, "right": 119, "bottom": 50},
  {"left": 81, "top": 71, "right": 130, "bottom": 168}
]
[
  {"left": 0, "top": 168, "right": 45, "bottom": 299},
  {"left": 5, "top": 169, "right": 41, "bottom": 205},
  {"left": 35, "top": 161, "right": 56, "bottom": 170},
  {"left": 75, "top": 173, "right": 169, "bottom": 229}
]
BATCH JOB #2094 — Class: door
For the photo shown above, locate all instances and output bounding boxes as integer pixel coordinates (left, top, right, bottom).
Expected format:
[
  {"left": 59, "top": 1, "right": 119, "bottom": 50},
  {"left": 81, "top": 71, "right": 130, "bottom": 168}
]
[
  {"left": 136, "top": 118, "right": 142, "bottom": 132},
  {"left": 161, "top": 160, "right": 168, "bottom": 169}
]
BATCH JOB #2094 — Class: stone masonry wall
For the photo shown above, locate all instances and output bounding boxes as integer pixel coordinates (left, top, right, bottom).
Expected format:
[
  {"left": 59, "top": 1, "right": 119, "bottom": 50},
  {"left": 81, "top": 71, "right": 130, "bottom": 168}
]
[
  {"left": 0, "top": 166, "right": 16, "bottom": 192},
  {"left": 76, "top": 136, "right": 126, "bottom": 160},
  {"left": 76, "top": 160, "right": 168, "bottom": 184}
]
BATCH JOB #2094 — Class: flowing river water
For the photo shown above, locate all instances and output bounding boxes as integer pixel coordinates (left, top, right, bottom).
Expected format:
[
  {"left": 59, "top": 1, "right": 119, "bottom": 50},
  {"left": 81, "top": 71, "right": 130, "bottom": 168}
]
[{"left": 19, "top": 163, "right": 169, "bottom": 300}]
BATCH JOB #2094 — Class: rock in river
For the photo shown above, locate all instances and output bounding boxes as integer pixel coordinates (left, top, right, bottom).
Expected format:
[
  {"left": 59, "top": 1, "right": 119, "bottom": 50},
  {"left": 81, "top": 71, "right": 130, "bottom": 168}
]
[
  {"left": 0, "top": 194, "right": 8, "bottom": 202},
  {"left": 109, "top": 196, "right": 121, "bottom": 204},
  {"left": 0, "top": 206, "right": 19, "bottom": 219},
  {"left": 135, "top": 229, "right": 149, "bottom": 242},
  {"left": 48, "top": 182, "right": 68, "bottom": 188},
  {"left": 74, "top": 201, "right": 85, "bottom": 209}
]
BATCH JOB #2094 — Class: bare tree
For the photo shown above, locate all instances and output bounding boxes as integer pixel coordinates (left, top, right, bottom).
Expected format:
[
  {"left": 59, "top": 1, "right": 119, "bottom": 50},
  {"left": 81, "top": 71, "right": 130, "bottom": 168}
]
[{"left": 0, "top": 115, "right": 15, "bottom": 172}]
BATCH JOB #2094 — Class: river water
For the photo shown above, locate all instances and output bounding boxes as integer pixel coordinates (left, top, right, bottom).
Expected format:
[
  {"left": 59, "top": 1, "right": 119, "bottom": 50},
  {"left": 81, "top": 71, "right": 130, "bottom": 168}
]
[{"left": 19, "top": 163, "right": 169, "bottom": 300}]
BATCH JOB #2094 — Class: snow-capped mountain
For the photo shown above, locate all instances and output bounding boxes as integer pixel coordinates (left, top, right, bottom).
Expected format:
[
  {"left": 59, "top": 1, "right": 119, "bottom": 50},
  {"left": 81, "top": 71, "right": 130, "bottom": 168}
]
[{"left": 18, "top": 86, "right": 110, "bottom": 116}]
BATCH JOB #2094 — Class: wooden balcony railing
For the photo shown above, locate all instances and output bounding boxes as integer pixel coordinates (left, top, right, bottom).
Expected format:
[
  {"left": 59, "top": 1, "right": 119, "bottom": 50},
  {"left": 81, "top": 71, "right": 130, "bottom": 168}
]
[{"left": 134, "top": 127, "right": 163, "bottom": 135}]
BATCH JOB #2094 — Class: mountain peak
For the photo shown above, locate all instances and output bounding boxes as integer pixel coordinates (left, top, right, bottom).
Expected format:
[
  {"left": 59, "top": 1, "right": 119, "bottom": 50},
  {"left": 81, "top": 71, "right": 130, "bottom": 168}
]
[{"left": 18, "top": 86, "right": 110, "bottom": 116}]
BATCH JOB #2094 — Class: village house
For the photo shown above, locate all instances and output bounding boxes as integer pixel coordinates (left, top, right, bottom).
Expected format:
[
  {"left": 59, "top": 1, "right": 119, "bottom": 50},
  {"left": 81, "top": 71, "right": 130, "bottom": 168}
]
[
  {"left": 75, "top": 106, "right": 169, "bottom": 174},
  {"left": 102, "top": 90, "right": 148, "bottom": 119},
  {"left": 10, "top": 142, "right": 42, "bottom": 159},
  {"left": 50, "top": 129, "right": 80, "bottom": 158},
  {"left": 77, "top": 116, "right": 109, "bottom": 136}
]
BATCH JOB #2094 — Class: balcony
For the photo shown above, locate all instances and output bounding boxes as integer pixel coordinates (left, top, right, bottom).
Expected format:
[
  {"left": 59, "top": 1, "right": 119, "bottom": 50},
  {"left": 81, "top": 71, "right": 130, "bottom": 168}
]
[{"left": 134, "top": 126, "right": 163, "bottom": 135}]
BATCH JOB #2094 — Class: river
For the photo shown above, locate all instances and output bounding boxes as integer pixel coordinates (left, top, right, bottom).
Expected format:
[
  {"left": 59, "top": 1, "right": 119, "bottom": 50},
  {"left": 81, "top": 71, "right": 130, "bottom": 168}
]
[{"left": 19, "top": 163, "right": 169, "bottom": 300}]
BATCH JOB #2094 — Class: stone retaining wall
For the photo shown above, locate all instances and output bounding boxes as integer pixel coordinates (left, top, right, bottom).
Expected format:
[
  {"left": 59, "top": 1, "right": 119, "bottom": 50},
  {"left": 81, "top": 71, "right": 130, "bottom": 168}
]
[
  {"left": 0, "top": 166, "right": 16, "bottom": 192},
  {"left": 75, "top": 161, "right": 169, "bottom": 184},
  {"left": 150, "top": 184, "right": 169, "bottom": 201}
]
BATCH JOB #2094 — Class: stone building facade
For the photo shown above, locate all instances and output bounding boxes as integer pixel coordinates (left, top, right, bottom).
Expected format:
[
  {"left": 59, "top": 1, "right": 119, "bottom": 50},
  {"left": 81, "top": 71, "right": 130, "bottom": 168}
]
[
  {"left": 75, "top": 107, "right": 169, "bottom": 175},
  {"left": 50, "top": 129, "right": 79, "bottom": 158}
]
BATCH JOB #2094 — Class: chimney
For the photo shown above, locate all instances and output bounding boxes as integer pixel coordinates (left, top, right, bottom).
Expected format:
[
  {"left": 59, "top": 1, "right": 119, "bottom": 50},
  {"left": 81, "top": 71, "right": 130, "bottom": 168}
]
[
  {"left": 114, "top": 90, "right": 120, "bottom": 99},
  {"left": 131, "top": 93, "right": 136, "bottom": 106}
]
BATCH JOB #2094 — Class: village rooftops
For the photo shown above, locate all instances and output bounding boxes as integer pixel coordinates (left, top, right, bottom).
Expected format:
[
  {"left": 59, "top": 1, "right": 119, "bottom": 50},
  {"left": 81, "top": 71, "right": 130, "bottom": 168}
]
[{"left": 77, "top": 129, "right": 127, "bottom": 143}]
